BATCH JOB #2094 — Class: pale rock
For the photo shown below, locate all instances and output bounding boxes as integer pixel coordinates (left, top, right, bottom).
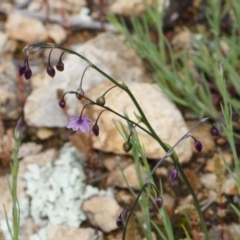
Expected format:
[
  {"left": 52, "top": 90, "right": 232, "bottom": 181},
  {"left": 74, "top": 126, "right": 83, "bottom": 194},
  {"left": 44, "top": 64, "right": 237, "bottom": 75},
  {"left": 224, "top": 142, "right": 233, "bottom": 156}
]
[
  {"left": 107, "top": 163, "right": 146, "bottom": 190},
  {"left": 86, "top": 81, "right": 192, "bottom": 162},
  {"left": 115, "top": 190, "right": 134, "bottom": 205},
  {"left": 82, "top": 195, "right": 122, "bottom": 232},
  {"left": 5, "top": 12, "right": 48, "bottom": 43},
  {"left": 36, "top": 128, "right": 54, "bottom": 140},
  {"left": 103, "top": 154, "right": 132, "bottom": 171},
  {"left": 155, "top": 167, "right": 168, "bottom": 177},
  {"left": 204, "top": 152, "right": 232, "bottom": 173},
  {"left": 20, "top": 148, "right": 58, "bottom": 167},
  {"left": 46, "top": 0, "right": 86, "bottom": 14},
  {"left": 109, "top": 0, "right": 166, "bottom": 17},
  {"left": 24, "top": 32, "right": 149, "bottom": 127},
  {"left": 47, "top": 226, "right": 103, "bottom": 240},
  {"left": 222, "top": 178, "right": 238, "bottom": 195},
  {"left": 200, "top": 173, "right": 217, "bottom": 190},
  {"left": 18, "top": 142, "right": 43, "bottom": 159},
  {"left": 46, "top": 24, "right": 67, "bottom": 44}
]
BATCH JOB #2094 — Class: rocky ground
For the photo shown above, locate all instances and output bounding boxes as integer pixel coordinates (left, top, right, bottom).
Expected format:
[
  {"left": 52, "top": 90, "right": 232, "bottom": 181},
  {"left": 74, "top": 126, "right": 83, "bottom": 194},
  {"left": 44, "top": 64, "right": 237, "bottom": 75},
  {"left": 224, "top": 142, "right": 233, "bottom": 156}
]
[{"left": 0, "top": 0, "right": 239, "bottom": 239}]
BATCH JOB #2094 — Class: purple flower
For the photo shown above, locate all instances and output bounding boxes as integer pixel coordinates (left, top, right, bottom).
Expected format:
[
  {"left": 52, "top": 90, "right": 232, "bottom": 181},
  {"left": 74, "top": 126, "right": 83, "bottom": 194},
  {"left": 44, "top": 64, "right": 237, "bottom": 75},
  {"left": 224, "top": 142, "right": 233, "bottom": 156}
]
[{"left": 66, "top": 115, "right": 92, "bottom": 133}]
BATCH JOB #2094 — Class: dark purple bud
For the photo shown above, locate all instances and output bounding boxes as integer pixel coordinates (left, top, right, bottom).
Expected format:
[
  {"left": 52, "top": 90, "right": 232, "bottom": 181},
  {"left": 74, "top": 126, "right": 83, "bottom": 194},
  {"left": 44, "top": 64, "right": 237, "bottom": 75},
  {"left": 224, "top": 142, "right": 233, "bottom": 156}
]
[
  {"left": 210, "top": 127, "right": 219, "bottom": 137},
  {"left": 155, "top": 196, "right": 163, "bottom": 209},
  {"left": 24, "top": 67, "right": 32, "bottom": 80},
  {"left": 59, "top": 100, "right": 66, "bottom": 108},
  {"left": 123, "top": 142, "right": 132, "bottom": 153},
  {"left": 116, "top": 215, "right": 123, "bottom": 227},
  {"left": 194, "top": 140, "right": 202, "bottom": 152},
  {"left": 18, "top": 63, "right": 26, "bottom": 76},
  {"left": 92, "top": 124, "right": 99, "bottom": 136},
  {"left": 170, "top": 168, "right": 178, "bottom": 182},
  {"left": 56, "top": 61, "right": 64, "bottom": 72},
  {"left": 47, "top": 66, "right": 56, "bottom": 78}
]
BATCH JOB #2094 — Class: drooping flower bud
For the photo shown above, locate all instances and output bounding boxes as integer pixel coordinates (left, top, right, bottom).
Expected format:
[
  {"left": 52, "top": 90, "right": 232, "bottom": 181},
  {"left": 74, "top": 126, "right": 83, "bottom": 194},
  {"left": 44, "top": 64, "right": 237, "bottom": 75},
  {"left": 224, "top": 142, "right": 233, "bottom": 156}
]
[
  {"left": 24, "top": 67, "right": 32, "bottom": 80},
  {"left": 155, "top": 196, "right": 163, "bottom": 209},
  {"left": 14, "top": 117, "right": 25, "bottom": 140},
  {"left": 123, "top": 142, "right": 132, "bottom": 153},
  {"left": 92, "top": 124, "right": 99, "bottom": 136},
  {"left": 47, "top": 66, "right": 56, "bottom": 78},
  {"left": 210, "top": 127, "right": 219, "bottom": 137},
  {"left": 116, "top": 215, "right": 123, "bottom": 227},
  {"left": 56, "top": 52, "right": 65, "bottom": 72},
  {"left": 59, "top": 100, "right": 66, "bottom": 108},
  {"left": 194, "top": 140, "right": 202, "bottom": 152},
  {"left": 18, "top": 63, "right": 26, "bottom": 76},
  {"left": 56, "top": 61, "right": 64, "bottom": 72},
  {"left": 75, "top": 87, "right": 84, "bottom": 100},
  {"left": 169, "top": 168, "right": 178, "bottom": 182},
  {"left": 96, "top": 96, "right": 105, "bottom": 106}
]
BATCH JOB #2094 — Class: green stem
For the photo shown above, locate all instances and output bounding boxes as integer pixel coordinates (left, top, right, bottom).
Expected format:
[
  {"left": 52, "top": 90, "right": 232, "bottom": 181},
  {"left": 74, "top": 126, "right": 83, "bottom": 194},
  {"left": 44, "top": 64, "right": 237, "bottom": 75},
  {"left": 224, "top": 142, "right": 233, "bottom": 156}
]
[{"left": 12, "top": 138, "right": 20, "bottom": 240}]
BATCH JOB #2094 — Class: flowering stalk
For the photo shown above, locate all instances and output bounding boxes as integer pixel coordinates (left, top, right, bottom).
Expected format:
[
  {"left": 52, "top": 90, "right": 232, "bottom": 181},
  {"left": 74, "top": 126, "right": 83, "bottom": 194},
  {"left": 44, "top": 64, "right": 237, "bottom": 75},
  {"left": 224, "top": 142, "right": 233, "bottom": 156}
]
[{"left": 22, "top": 44, "right": 211, "bottom": 239}]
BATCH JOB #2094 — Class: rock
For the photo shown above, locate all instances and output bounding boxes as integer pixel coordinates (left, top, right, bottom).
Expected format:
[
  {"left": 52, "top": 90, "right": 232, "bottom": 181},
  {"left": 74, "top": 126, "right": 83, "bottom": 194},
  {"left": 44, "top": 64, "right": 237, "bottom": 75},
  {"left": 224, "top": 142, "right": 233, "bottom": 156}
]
[
  {"left": 46, "top": 24, "right": 67, "bottom": 44},
  {"left": 47, "top": 226, "right": 103, "bottom": 240},
  {"left": 18, "top": 142, "right": 43, "bottom": 159},
  {"left": 187, "top": 121, "right": 215, "bottom": 154},
  {"left": 108, "top": 0, "right": 166, "bottom": 17},
  {"left": 115, "top": 190, "right": 134, "bottom": 205},
  {"left": 24, "top": 32, "right": 149, "bottom": 127},
  {"left": 82, "top": 195, "right": 122, "bottom": 232},
  {"left": 21, "top": 148, "right": 57, "bottom": 166},
  {"left": 103, "top": 154, "right": 132, "bottom": 171},
  {"left": 86, "top": 81, "right": 192, "bottom": 162},
  {"left": 200, "top": 173, "right": 217, "bottom": 190},
  {"left": 204, "top": 153, "right": 232, "bottom": 173},
  {"left": 107, "top": 163, "right": 147, "bottom": 190},
  {"left": 222, "top": 178, "right": 238, "bottom": 195},
  {"left": 5, "top": 12, "right": 48, "bottom": 43},
  {"left": 36, "top": 128, "right": 54, "bottom": 140}
]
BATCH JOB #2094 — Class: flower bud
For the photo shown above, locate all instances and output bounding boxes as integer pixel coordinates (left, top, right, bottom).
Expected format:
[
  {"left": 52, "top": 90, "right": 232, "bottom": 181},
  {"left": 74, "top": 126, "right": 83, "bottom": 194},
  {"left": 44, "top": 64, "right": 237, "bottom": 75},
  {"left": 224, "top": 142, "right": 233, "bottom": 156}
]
[
  {"left": 76, "top": 88, "right": 84, "bottom": 100},
  {"left": 18, "top": 63, "right": 26, "bottom": 76},
  {"left": 56, "top": 61, "right": 64, "bottom": 72},
  {"left": 92, "top": 124, "right": 99, "bottom": 136},
  {"left": 123, "top": 142, "right": 132, "bottom": 153},
  {"left": 47, "top": 66, "right": 56, "bottom": 78},
  {"left": 59, "top": 100, "right": 66, "bottom": 108},
  {"left": 96, "top": 96, "right": 105, "bottom": 106},
  {"left": 194, "top": 140, "right": 202, "bottom": 152},
  {"left": 116, "top": 215, "right": 123, "bottom": 227},
  {"left": 169, "top": 168, "right": 178, "bottom": 182},
  {"left": 155, "top": 196, "right": 163, "bottom": 209},
  {"left": 24, "top": 67, "right": 32, "bottom": 80},
  {"left": 14, "top": 117, "right": 24, "bottom": 140},
  {"left": 210, "top": 127, "right": 219, "bottom": 137}
]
